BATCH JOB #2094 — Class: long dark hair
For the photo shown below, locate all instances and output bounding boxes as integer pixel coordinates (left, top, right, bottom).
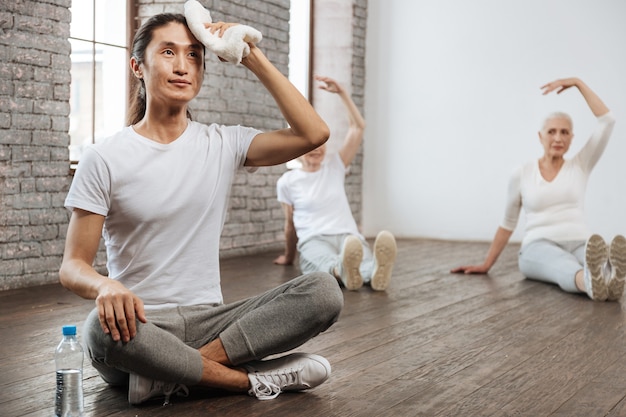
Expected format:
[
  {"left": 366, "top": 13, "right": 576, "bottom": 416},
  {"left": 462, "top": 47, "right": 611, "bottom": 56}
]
[{"left": 127, "top": 13, "right": 195, "bottom": 125}]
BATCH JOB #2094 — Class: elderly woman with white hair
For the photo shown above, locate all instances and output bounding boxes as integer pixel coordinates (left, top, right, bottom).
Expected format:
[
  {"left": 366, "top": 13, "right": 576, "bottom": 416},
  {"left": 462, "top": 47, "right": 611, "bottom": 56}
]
[{"left": 452, "top": 77, "right": 625, "bottom": 302}]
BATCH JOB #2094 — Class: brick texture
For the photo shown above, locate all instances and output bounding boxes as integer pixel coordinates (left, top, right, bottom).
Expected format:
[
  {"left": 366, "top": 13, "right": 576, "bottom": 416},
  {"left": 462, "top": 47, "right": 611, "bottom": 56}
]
[
  {"left": 0, "top": 0, "right": 367, "bottom": 290},
  {"left": 0, "top": 0, "right": 73, "bottom": 290}
]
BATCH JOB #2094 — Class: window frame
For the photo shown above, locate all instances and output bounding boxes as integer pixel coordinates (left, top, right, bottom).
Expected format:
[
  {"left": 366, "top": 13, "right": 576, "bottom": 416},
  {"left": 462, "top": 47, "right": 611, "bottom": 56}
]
[{"left": 68, "top": 1, "right": 136, "bottom": 171}]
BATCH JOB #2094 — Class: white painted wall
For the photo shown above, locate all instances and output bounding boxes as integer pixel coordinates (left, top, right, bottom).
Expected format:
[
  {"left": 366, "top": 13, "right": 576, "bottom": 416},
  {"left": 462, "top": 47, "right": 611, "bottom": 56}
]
[{"left": 363, "top": 0, "right": 626, "bottom": 243}]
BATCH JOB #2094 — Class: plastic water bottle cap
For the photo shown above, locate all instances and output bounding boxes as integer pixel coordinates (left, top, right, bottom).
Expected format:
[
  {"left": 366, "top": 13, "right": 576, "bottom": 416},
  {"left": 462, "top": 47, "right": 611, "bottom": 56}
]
[{"left": 62, "top": 325, "right": 77, "bottom": 336}]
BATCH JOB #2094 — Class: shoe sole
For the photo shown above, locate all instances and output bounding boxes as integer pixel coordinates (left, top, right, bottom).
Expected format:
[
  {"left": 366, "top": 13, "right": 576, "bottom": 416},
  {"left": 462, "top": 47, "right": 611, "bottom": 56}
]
[
  {"left": 128, "top": 373, "right": 143, "bottom": 405},
  {"left": 371, "top": 231, "right": 397, "bottom": 291},
  {"left": 342, "top": 236, "right": 363, "bottom": 290},
  {"left": 608, "top": 235, "right": 626, "bottom": 301},
  {"left": 585, "top": 234, "right": 608, "bottom": 301},
  {"left": 128, "top": 374, "right": 188, "bottom": 405}
]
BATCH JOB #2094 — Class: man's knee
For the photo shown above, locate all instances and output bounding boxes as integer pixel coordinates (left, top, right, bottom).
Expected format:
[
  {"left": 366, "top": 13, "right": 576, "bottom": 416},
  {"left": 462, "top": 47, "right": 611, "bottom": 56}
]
[
  {"left": 307, "top": 272, "right": 344, "bottom": 319},
  {"left": 83, "top": 308, "right": 118, "bottom": 357}
]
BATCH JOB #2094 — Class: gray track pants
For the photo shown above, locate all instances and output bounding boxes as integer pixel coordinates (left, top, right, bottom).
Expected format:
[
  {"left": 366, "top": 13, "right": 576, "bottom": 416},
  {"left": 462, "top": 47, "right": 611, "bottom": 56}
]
[{"left": 82, "top": 272, "right": 343, "bottom": 386}]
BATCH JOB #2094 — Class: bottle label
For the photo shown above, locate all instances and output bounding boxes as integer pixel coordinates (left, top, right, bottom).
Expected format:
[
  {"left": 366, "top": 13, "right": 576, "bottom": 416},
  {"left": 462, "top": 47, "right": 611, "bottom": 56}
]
[{"left": 55, "top": 369, "right": 84, "bottom": 416}]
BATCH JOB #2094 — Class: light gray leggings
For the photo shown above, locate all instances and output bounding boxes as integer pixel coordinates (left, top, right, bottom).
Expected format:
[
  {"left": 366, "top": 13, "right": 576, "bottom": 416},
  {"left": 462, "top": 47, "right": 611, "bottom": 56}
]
[
  {"left": 518, "top": 239, "right": 586, "bottom": 293},
  {"left": 82, "top": 272, "right": 343, "bottom": 386},
  {"left": 298, "top": 234, "right": 375, "bottom": 283}
]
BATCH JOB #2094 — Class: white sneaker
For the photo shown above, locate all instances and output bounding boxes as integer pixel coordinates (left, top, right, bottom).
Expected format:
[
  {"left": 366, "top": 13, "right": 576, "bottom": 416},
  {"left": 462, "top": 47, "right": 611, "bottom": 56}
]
[
  {"left": 607, "top": 235, "right": 626, "bottom": 301},
  {"left": 128, "top": 373, "right": 189, "bottom": 405},
  {"left": 370, "top": 231, "right": 397, "bottom": 291},
  {"left": 337, "top": 235, "right": 363, "bottom": 290},
  {"left": 584, "top": 234, "right": 609, "bottom": 301},
  {"left": 245, "top": 353, "right": 331, "bottom": 400}
]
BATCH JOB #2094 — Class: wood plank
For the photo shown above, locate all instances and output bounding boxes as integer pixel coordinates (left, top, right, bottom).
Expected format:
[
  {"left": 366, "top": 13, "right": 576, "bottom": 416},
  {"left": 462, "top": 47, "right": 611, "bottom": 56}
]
[{"left": 1, "top": 239, "right": 624, "bottom": 417}]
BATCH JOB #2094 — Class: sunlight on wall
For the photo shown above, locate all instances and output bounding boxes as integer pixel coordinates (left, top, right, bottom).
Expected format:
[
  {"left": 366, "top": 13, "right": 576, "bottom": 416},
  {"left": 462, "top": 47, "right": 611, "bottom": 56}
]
[
  {"left": 288, "top": 1, "right": 310, "bottom": 98},
  {"left": 286, "top": 1, "right": 310, "bottom": 170}
]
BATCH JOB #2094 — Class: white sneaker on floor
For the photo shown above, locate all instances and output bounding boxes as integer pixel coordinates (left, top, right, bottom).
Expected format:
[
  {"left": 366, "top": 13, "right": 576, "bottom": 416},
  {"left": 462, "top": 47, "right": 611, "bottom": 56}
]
[
  {"left": 128, "top": 373, "right": 189, "bottom": 405},
  {"left": 608, "top": 234, "right": 626, "bottom": 301},
  {"left": 245, "top": 353, "right": 331, "bottom": 400},
  {"left": 370, "top": 230, "right": 397, "bottom": 291},
  {"left": 338, "top": 235, "right": 363, "bottom": 290},
  {"left": 584, "top": 234, "right": 609, "bottom": 301}
]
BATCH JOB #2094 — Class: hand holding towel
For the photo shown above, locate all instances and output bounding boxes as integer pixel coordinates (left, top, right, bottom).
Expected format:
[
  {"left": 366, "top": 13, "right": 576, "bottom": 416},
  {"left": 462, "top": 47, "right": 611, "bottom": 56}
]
[{"left": 184, "top": 0, "right": 262, "bottom": 65}]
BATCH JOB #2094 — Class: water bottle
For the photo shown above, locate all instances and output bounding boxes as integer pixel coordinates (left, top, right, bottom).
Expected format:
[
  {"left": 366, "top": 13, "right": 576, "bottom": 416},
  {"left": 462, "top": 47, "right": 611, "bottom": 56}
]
[{"left": 55, "top": 325, "right": 85, "bottom": 417}]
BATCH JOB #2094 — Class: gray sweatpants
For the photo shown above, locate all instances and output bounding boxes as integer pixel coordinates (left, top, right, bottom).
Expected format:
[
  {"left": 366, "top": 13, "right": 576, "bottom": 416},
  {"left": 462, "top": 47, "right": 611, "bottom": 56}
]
[
  {"left": 518, "top": 239, "right": 586, "bottom": 293},
  {"left": 82, "top": 272, "right": 343, "bottom": 386},
  {"left": 298, "top": 234, "right": 375, "bottom": 283}
]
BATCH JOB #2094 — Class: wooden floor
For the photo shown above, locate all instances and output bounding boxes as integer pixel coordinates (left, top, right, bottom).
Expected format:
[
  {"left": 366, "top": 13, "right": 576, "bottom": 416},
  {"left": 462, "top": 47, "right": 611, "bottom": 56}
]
[{"left": 1, "top": 238, "right": 625, "bottom": 417}]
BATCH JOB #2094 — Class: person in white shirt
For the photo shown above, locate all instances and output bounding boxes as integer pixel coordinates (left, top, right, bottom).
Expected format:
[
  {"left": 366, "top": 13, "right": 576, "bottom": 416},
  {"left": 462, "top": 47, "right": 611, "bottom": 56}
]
[
  {"left": 59, "top": 13, "right": 344, "bottom": 406},
  {"left": 452, "top": 77, "right": 625, "bottom": 302},
  {"left": 274, "top": 76, "right": 397, "bottom": 291}
]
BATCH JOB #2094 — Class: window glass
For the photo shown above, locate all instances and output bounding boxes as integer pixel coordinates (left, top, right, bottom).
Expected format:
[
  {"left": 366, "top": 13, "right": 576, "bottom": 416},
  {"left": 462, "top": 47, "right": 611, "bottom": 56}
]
[
  {"left": 95, "top": 0, "right": 127, "bottom": 46},
  {"left": 69, "top": 1, "right": 94, "bottom": 40},
  {"left": 289, "top": 0, "right": 310, "bottom": 99},
  {"left": 95, "top": 45, "right": 128, "bottom": 145},
  {"left": 69, "top": 1, "right": 128, "bottom": 163},
  {"left": 69, "top": 39, "right": 94, "bottom": 162}
]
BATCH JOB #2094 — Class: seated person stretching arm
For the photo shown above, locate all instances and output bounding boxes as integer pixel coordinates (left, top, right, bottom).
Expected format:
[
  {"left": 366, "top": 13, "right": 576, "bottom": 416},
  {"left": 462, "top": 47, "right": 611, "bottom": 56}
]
[
  {"left": 452, "top": 77, "right": 624, "bottom": 302},
  {"left": 274, "top": 76, "right": 397, "bottom": 292}
]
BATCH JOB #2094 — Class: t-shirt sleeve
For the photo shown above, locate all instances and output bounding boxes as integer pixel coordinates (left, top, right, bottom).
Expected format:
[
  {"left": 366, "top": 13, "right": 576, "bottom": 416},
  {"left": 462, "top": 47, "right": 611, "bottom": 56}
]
[
  {"left": 222, "top": 125, "right": 262, "bottom": 172},
  {"left": 64, "top": 146, "right": 111, "bottom": 216},
  {"left": 500, "top": 166, "right": 522, "bottom": 231},
  {"left": 329, "top": 152, "right": 348, "bottom": 174},
  {"left": 276, "top": 173, "right": 292, "bottom": 206}
]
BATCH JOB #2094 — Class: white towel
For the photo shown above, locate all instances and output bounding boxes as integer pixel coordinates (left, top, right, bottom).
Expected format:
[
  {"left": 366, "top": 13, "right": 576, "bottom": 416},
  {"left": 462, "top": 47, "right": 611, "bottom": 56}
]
[{"left": 184, "top": 0, "right": 262, "bottom": 65}]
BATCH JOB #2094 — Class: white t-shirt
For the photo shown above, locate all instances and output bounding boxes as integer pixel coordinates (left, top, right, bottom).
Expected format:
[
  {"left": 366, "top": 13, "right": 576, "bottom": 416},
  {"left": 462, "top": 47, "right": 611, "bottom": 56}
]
[
  {"left": 501, "top": 112, "right": 616, "bottom": 247},
  {"left": 65, "top": 121, "right": 260, "bottom": 309},
  {"left": 276, "top": 152, "right": 361, "bottom": 243}
]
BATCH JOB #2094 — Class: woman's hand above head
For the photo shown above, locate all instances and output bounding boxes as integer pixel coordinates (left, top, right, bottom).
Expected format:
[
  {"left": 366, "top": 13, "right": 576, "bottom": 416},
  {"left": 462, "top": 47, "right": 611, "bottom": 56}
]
[
  {"left": 541, "top": 77, "right": 581, "bottom": 95},
  {"left": 541, "top": 77, "right": 609, "bottom": 118},
  {"left": 450, "top": 264, "right": 490, "bottom": 275},
  {"left": 315, "top": 75, "right": 343, "bottom": 94},
  {"left": 314, "top": 75, "right": 366, "bottom": 167}
]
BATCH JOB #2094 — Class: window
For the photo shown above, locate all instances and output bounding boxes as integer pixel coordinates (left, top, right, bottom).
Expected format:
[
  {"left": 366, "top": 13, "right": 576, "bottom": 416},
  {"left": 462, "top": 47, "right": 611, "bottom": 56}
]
[
  {"left": 69, "top": 0, "right": 129, "bottom": 164},
  {"left": 287, "top": 0, "right": 312, "bottom": 169},
  {"left": 288, "top": 0, "right": 312, "bottom": 100}
]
